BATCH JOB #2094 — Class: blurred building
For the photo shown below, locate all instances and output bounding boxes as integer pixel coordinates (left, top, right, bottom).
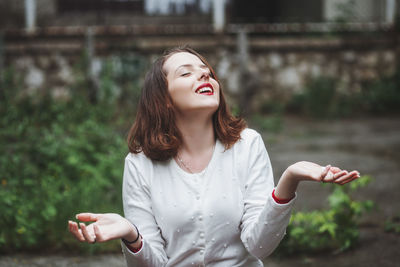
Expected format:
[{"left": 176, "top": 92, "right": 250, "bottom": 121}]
[
  {"left": 0, "top": 0, "right": 396, "bottom": 31},
  {"left": 0, "top": 0, "right": 398, "bottom": 113}
]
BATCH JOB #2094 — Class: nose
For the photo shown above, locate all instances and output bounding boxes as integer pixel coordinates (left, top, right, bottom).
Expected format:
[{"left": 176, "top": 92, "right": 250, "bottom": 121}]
[{"left": 198, "top": 69, "right": 210, "bottom": 81}]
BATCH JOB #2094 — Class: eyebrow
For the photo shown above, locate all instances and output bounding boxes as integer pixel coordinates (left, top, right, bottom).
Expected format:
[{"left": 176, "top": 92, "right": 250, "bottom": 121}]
[{"left": 175, "top": 64, "right": 208, "bottom": 74}]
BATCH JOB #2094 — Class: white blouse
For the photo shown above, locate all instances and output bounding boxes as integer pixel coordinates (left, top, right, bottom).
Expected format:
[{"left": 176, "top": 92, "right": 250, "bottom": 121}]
[{"left": 121, "top": 128, "right": 296, "bottom": 267}]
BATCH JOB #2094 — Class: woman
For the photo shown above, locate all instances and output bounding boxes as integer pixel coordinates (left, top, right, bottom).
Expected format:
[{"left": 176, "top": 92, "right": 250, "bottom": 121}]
[{"left": 68, "top": 47, "right": 360, "bottom": 267}]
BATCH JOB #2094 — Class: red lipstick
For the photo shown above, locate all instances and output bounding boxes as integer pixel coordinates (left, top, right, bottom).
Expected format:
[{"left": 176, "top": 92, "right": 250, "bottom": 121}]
[{"left": 195, "top": 83, "right": 214, "bottom": 95}]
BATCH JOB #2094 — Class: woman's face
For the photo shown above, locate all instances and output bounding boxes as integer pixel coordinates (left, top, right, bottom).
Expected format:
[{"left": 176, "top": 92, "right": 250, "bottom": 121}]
[{"left": 163, "top": 52, "right": 220, "bottom": 116}]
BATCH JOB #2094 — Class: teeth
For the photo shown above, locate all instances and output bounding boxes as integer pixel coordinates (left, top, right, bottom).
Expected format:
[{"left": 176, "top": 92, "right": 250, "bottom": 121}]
[{"left": 197, "top": 87, "right": 213, "bottom": 94}]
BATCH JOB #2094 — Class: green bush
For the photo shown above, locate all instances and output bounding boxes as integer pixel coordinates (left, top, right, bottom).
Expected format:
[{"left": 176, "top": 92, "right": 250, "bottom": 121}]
[
  {"left": 360, "top": 69, "right": 400, "bottom": 114},
  {"left": 385, "top": 215, "right": 400, "bottom": 234},
  {"left": 287, "top": 70, "right": 400, "bottom": 118},
  {"left": 0, "top": 68, "right": 130, "bottom": 253},
  {"left": 250, "top": 114, "right": 283, "bottom": 134},
  {"left": 275, "top": 176, "right": 374, "bottom": 256},
  {"left": 290, "top": 76, "right": 339, "bottom": 119}
]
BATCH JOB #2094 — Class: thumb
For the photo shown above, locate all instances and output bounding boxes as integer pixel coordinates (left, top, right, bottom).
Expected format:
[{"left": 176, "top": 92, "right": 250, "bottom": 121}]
[
  {"left": 330, "top": 166, "right": 342, "bottom": 174},
  {"left": 76, "top": 213, "right": 99, "bottom": 222},
  {"left": 320, "top": 164, "right": 331, "bottom": 180},
  {"left": 93, "top": 224, "right": 104, "bottom": 242}
]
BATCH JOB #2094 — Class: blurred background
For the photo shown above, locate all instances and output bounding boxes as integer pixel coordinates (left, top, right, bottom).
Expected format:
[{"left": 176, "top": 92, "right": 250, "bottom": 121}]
[{"left": 0, "top": 0, "right": 399, "bottom": 266}]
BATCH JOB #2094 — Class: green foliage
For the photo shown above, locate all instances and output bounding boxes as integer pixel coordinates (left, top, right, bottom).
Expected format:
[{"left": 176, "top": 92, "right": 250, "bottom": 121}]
[
  {"left": 72, "top": 51, "right": 146, "bottom": 120},
  {"left": 288, "top": 76, "right": 356, "bottom": 119},
  {"left": 384, "top": 215, "right": 400, "bottom": 234},
  {"left": 302, "top": 76, "right": 337, "bottom": 118},
  {"left": 288, "top": 76, "right": 335, "bottom": 118},
  {"left": 287, "top": 69, "right": 400, "bottom": 118},
  {"left": 250, "top": 114, "right": 283, "bottom": 133},
  {"left": 0, "top": 60, "right": 142, "bottom": 253},
  {"left": 259, "top": 100, "right": 285, "bottom": 115},
  {"left": 360, "top": 68, "right": 400, "bottom": 114},
  {"left": 275, "top": 176, "right": 374, "bottom": 256}
]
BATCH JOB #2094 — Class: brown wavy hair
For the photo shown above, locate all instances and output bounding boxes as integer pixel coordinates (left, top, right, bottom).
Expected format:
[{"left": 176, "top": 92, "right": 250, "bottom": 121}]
[{"left": 127, "top": 46, "right": 246, "bottom": 161}]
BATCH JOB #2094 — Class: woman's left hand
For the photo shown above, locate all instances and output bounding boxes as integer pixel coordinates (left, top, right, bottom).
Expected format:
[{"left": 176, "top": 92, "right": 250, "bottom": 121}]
[
  {"left": 275, "top": 161, "right": 360, "bottom": 200},
  {"left": 287, "top": 161, "right": 360, "bottom": 185}
]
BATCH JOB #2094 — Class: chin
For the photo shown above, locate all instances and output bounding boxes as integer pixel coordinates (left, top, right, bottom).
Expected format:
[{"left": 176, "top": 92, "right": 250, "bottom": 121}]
[
  {"left": 204, "top": 101, "right": 219, "bottom": 111},
  {"left": 191, "top": 104, "right": 219, "bottom": 115}
]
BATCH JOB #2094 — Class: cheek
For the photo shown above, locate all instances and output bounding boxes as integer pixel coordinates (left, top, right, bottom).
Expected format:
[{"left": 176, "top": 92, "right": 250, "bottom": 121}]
[
  {"left": 168, "top": 82, "right": 184, "bottom": 99},
  {"left": 213, "top": 82, "right": 221, "bottom": 98},
  {"left": 168, "top": 82, "right": 193, "bottom": 106}
]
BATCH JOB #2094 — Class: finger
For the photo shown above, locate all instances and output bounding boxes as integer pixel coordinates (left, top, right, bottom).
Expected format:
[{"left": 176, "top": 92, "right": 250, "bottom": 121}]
[
  {"left": 68, "top": 220, "right": 78, "bottom": 235},
  {"left": 93, "top": 224, "right": 104, "bottom": 242},
  {"left": 69, "top": 221, "right": 85, "bottom": 242},
  {"left": 330, "top": 166, "right": 342, "bottom": 174},
  {"left": 76, "top": 213, "right": 99, "bottom": 222},
  {"left": 333, "top": 170, "right": 349, "bottom": 180},
  {"left": 68, "top": 220, "right": 72, "bottom": 232},
  {"left": 335, "top": 171, "right": 359, "bottom": 184},
  {"left": 80, "top": 223, "right": 96, "bottom": 243},
  {"left": 320, "top": 165, "right": 331, "bottom": 182},
  {"left": 337, "top": 173, "right": 359, "bottom": 185},
  {"left": 334, "top": 171, "right": 358, "bottom": 185},
  {"left": 334, "top": 172, "right": 352, "bottom": 183}
]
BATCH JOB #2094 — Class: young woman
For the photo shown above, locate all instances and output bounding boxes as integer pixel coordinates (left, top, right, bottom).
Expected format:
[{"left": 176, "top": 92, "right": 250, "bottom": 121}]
[{"left": 68, "top": 47, "right": 360, "bottom": 267}]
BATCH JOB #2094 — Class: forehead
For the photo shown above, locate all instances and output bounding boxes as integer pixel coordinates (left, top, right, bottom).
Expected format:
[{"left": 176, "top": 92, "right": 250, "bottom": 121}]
[{"left": 163, "top": 52, "right": 205, "bottom": 73}]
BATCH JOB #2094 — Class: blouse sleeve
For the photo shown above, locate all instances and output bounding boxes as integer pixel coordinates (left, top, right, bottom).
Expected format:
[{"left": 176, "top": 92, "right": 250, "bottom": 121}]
[
  {"left": 239, "top": 131, "right": 296, "bottom": 259},
  {"left": 121, "top": 154, "right": 168, "bottom": 267}
]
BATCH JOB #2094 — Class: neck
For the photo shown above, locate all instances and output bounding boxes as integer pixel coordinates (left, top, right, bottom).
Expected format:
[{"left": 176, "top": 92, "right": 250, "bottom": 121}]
[{"left": 176, "top": 112, "right": 215, "bottom": 156}]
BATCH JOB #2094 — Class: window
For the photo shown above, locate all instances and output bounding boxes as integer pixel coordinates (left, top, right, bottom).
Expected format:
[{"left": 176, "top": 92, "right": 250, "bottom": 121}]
[{"left": 57, "top": 0, "right": 144, "bottom": 14}]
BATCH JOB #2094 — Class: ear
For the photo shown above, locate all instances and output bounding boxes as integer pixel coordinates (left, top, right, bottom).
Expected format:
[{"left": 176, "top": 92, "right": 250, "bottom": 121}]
[{"left": 165, "top": 94, "right": 174, "bottom": 109}]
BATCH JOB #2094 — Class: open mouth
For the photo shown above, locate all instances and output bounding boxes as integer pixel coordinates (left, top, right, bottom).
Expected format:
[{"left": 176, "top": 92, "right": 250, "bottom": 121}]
[{"left": 195, "top": 83, "right": 214, "bottom": 95}]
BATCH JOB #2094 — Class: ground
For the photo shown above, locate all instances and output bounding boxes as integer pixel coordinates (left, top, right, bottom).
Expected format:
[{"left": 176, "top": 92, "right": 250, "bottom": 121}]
[
  {"left": 263, "top": 116, "right": 400, "bottom": 267},
  {"left": 1, "top": 116, "right": 399, "bottom": 267}
]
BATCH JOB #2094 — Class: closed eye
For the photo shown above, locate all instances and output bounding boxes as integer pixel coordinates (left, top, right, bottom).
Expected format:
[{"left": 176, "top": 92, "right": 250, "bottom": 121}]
[{"left": 181, "top": 72, "right": 191, "bottom": 77}]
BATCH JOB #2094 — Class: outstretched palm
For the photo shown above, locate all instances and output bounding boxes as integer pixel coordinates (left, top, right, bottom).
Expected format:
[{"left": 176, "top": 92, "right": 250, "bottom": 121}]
[
  {"left": 288, "top": 161, "right": 360, "bottom": 185},
  {"left": 68, "top": 213, "right": 136, "bottom": 243}
]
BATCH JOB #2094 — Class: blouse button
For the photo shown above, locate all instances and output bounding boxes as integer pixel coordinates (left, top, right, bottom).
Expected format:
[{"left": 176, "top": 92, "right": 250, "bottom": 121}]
[
  {"left": 200, "top": 233, "right": 205, "bottom": 238},
  {"left": 199, "top": 216, "right": 203, "bottom": 221},
  {"left": 199, "top": 250, "right": 204, "bottom": 255}
]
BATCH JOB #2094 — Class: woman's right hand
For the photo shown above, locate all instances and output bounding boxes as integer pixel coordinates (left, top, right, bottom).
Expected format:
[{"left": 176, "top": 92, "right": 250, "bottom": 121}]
[{"left": 68, "top": 213, "right": 138, "bottom": 244}]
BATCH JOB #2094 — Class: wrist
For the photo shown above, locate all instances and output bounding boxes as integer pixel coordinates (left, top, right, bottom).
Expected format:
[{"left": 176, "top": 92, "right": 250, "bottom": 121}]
[
  {"left": 122, "top": 222, "right": 142, "bottom": 250},
  {"left": 275, "top": 167, "right": 299, "bottom": 200},
  {"left": 122, "top": 220, "right": 139, "bottom": 240},
  {"left": 286, "top": 164, "right": 301, "bottom": 181}
]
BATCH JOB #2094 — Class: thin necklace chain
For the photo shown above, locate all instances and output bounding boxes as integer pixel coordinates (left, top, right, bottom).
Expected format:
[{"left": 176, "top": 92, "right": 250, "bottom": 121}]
[
  {"left": 176, "top": 155, "right": 194, "bottom": 174},
  {"left": 176, "top": 142, "right": 215, "bottom": 174}
]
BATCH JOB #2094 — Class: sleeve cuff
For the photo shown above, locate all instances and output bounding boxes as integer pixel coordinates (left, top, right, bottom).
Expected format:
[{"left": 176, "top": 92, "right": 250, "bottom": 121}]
[
  {"left": 122, "top": 239, "right": 144, "bottom": 255},
  {"left": 272, "top": 188, "right": 296, "bottom": 204}
]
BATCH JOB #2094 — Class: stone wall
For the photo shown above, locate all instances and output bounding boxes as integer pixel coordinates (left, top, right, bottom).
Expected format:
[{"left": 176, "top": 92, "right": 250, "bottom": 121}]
[
  {"left": 214, "top": 47, "right": 396, "bottom": 112},
  {"left": 2, "top": 30, "right": 398, "bottom": 111}
]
